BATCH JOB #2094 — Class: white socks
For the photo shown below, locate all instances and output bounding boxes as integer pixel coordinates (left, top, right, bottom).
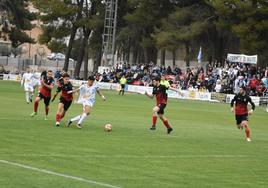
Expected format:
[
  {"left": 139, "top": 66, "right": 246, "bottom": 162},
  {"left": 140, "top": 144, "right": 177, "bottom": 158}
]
[
  {"left": 77, "top": 113, "right": 88, "bottom": 125},
  {"left": 30, "top": 92, "right": 33, "bottom": 100},
  {"left": 25, "top": 92, "right": 29, "bottom": 103},
  {"left": 70, "top": 113, "right": 89, "bottom": 126},
  {"left": 71, "top": 115, "right": 81, "bottom": 122}
]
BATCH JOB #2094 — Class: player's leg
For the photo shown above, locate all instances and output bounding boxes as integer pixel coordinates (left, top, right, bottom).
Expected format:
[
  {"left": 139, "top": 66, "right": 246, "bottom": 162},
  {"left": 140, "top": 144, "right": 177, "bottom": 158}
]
[
  {"left": 150, "top": 106, "right": 159, "bottom": 130},
  {"left": 44, "top": 97, "right": 51, "bottom": 120},
  {"left": 60, "top": 99, "right": 72, "bottom": 123},
  {"left": 236, "top": 123, "right": 242, "bottom": 130},
  {"left": 30, "top": 96, "right": 41, "bottom": 116},
  {"left": 122, "top": 84, "right": 125, "bottom": 95},
  {"left": 241, "top": 119, "right": 251, "bottom": 142},
  {"left": 67, "top": 106, "right": 83, "bottom": 127},
  {"left": 68, "top": 113, "right": 82, "bottom": 127},
  {"left": 61, "top": 110, "right": 66, "bottom": 119},
  {"left": 29, "top": 86, "right": 34, "bottom": 103},
  {"left": 76, "top": 105, "right": 91, "bottom": 128},
  {"left": 158, "top": 105, "right": 173, "bottom": 134},
  {"left": 25, "top": 91, "right": 30, "bottom": 103},
  {"left": 24, "top": 84, "right": 30, "bottom": 103},
  {"left": 235, "top": 115, "right": 243, "bottom": 130},
  {"left": 55, "top": 103, "right": 64, "bottom": 126}
]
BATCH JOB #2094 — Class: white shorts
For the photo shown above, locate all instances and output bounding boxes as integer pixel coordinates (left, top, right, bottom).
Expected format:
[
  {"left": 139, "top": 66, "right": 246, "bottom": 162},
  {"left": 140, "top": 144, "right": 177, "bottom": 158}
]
[
  {"left": 82, "top": 100, "right": 94, "bottom": 108},
  {"left": 24, "top": 84, "right": 34, "bottom": 92}
]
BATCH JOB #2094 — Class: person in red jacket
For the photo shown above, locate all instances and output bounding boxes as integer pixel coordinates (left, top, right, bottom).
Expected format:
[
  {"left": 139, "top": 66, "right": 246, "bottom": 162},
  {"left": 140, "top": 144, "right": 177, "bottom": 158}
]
[
  {"left": 231, "top": 86, "right": 255, "bottom": 142},
  {"left": 249, "top": 75, "right": 260, "bottom": 95}
]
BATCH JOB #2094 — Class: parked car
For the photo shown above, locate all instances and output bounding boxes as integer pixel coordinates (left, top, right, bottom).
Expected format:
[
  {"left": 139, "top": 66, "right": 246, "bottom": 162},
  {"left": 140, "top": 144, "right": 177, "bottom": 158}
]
[
  {"left": 47, "top": 53, "right": 56, "bottom": 60},
  {"left": 47, "top": 53, "right": 74, "bottom": 62},
  {"left": 54, "top": 53, "right": 65, "bottom": 60}
]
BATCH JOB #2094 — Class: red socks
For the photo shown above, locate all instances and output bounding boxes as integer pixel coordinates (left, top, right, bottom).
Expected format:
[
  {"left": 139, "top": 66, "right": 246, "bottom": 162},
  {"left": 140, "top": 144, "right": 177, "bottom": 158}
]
[
  {"left": 152, "top": 116, "right": 172, "bottom": 129},
  {"left": 152, "top": 116, "right": 157, "bottom": 127},
  {"left": 245, "top": 128, "right": 250, "bottom": 138},
  {"left": 34, "top": 101, "right": 39, "bottom": 112},
  {"left": 34, "top": 101, "right": 50, "bottom": 117},
  {"left": 162, "top": 120, "right": 171, "bottom": 129},
  {"left": 56, "top": 114, "right": 61, "bottom": 122}
]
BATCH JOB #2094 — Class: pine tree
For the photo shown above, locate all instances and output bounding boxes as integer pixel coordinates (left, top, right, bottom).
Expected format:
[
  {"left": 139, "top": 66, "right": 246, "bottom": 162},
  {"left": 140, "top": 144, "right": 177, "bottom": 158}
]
[{"left": 0, "top": 0, "right": 35, "bottom": 48}]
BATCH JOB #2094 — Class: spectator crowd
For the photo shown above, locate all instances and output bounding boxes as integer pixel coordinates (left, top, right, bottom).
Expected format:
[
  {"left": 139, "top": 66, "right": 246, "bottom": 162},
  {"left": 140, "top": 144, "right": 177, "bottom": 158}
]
[
  {"left": 95, "top": 61, "right": 268, "bottom": 96},
  {"left": 2, "top": 60, "right": 268, "bottom": 96}
]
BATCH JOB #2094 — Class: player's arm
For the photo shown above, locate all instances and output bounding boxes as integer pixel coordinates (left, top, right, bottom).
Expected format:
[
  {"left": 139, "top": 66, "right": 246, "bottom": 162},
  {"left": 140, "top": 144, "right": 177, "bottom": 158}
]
[
  {"left": 71, "top": 87, "right": 77, "bottom": 103},
  {"left": 169, "top": 86, "right": 184, "bottom": 96},
  {"left": 41, "top": 79, "right": 54, "bottom": 90},
  {"left": 67, "top": 87, "right": 80, "bottom": 94},
  {"left": 248, "top": 96, "right": 255, "bottom": 115},
  {"left": 44, "top": 83, "right": 54, "bottom": 90},
  {"left": 145, "top": 91, "right": 154, "bottom": 99},
  {"left": 51, "top": 86, "right": 62, "bottom": 102},
  {"left": 97, "top": 89, "right": 106, "bottom": 101},
  {"left": 51, "top": 92, "right": 59, "bottom": 102},
  {"left": 230, "top": 95, "right": 238, "bottom": 112}
]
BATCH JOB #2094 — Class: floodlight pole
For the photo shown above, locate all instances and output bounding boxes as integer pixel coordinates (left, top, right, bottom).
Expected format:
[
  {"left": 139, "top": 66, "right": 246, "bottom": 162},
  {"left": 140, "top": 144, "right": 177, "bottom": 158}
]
[
  {"left": 111, "top": 0, "right": 118, "bottom": 66},
  {"left": 101, "top": 0, "right": 118, "bottom": 67}
]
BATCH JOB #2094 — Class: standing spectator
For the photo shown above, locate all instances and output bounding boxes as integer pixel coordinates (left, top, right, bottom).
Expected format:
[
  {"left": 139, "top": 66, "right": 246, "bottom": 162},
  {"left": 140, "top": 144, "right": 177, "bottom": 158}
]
[
  {"left": 119, "top": 75, "right": 127, "bottom": 95},
  {"left": 249, "top": 75, "right": 260, "bottom": 95},
  {"left": 265, "top": 67, "right": 268, "bottom": 78}
]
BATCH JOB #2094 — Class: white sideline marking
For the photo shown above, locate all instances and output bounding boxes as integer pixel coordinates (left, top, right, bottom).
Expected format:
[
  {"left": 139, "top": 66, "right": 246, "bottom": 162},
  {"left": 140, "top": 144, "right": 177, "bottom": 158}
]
[
  {"left": 0, "top": 154, "right": 249, "bottom": 158},
  {"left": 0, "top": 160, "right": 121, "bottom": 188}
]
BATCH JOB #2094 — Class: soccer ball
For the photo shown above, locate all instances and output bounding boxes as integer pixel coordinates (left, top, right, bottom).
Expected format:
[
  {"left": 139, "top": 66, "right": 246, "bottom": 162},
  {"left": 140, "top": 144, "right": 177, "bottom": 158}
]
[{"left": 104, "top": 124, "right": 112, "bottom": 132}]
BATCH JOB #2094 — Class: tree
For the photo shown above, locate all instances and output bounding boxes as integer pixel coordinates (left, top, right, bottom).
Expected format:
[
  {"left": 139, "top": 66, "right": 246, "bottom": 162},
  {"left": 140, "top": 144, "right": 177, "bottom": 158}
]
[
  {"left": 118, "top": 0, "right": 174, "bottom": 64},
  {"left": 208, "top": 0, "right": 268, "bottom": 67},
  {"left": 0, "top": 0, "right": 35, "bottom": 48},
  {"left": 32, "top": 0, "right": 86, "bottom": 70},
  {"left": 73, "top": 0, "right": 104, "bottom": 78},
  {"left": 154, "top": 1, "right": 212, "bottom": 67}
]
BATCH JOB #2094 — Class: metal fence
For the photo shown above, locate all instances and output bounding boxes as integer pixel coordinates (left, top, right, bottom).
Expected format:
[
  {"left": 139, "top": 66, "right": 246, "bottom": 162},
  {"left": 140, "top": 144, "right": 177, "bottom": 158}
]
[{"left": 0, "top": 56, "right": 76, "bottom": 73}]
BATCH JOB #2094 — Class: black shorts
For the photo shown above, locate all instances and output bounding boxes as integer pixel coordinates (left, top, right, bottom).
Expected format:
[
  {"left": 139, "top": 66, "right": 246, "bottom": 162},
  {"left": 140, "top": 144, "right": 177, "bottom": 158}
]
[
  {"left": 121, "top": 84, "right": 125, "bottom": 89},
  {"left": 59, "top": 97, "right": 72, "bottom": 111},
  {"left": 157, "top": 104, "right": 166, "bottom": 115},
  {"left": 38, "top": 93, "right": 51, "bottom": 106},
  {"left": 235, "top": 114, "right": 248, "bottom": 125}
]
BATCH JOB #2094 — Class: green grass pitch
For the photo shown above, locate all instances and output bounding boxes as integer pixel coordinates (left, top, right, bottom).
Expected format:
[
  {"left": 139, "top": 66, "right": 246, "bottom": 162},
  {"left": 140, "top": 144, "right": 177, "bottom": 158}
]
[{"left": 0, "top": 80, "right": 268, "bottom": 188}]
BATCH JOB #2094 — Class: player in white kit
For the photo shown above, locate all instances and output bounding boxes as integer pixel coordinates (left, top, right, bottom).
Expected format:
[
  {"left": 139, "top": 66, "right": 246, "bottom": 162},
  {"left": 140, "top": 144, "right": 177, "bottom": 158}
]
[
  {"left": 21, "top": 67, "right": 34, "bottom": 103},
  {"left": 32, "top": 71, "right": 41, "bottom": 92},
  {"left": 67, "top": 76, "right": 106, "bottom": 129}
]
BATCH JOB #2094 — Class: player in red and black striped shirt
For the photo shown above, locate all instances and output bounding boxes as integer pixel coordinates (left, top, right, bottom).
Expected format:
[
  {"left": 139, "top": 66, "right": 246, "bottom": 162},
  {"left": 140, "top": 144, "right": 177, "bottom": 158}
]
[
  {"left": 145, "top": 77, "right": 183, "bottom": 134},
  {"left": 231, "top": 86, "right": 255, "bottom": 142},
  {"left": 52, "top": 73, "right": 74, "bottom": 126},
  {"left": 30, "top": 70, "right": 54, "bottom": 120}
]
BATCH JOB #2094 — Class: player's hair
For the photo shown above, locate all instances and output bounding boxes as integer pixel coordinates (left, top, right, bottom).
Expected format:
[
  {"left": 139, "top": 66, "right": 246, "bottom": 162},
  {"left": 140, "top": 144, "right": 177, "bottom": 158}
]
[
  {"left": 241, "top": 86, "right": 247, "bottom": 91},
  {"left": 153, "top": 77, "right": 161, "bottom": 82},
  {"left": 62, "top": 73, "right": 70, "bottom": 78},
  {"left": 47, "top": 70, "right": 53, "bottom": 73},
  {"left": 88, "top": 75, "right": 95, "bottom": 81}
]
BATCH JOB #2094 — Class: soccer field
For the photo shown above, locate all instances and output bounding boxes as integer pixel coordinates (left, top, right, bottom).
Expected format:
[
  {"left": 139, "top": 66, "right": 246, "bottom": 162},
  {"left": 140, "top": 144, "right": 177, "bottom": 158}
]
[{"left": 0, "top": 81, "right": 268, "bottom": 188}]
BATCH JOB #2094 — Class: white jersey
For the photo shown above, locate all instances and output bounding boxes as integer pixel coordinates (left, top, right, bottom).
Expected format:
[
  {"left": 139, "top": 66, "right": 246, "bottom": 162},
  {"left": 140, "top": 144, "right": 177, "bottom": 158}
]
[
  {"left": 22, "top": 72, "right": 33, "bottom": 85},
  {"left": 32, "top": 72, "right": 41, "bottom": 87},
  {"left": 77, "top": 83, "right": 99, "bottom": 107},
  {"left": 21, "top": 72, "right": 34, "bottom": 92}
]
